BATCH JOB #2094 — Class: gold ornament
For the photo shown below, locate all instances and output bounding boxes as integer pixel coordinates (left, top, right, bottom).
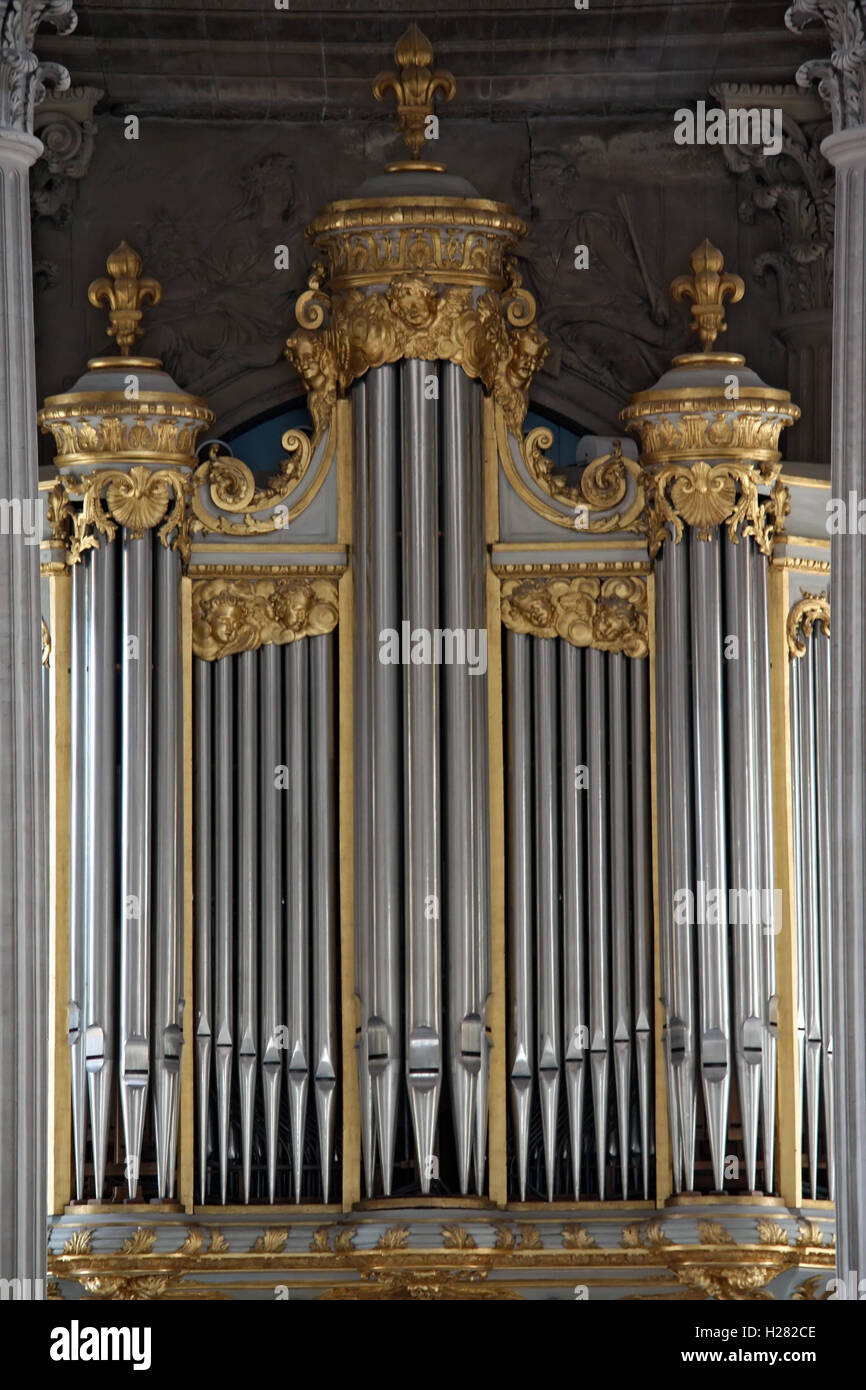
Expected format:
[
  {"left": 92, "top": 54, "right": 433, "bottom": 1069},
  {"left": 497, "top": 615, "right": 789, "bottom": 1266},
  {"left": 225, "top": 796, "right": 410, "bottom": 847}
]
[
  {"left": 500, "top": 575, "right": 648, "bottom": 659},
  {"left": 644, "top": 460, "right": 789, "bottom": 558},
  {"left": 191, "top": 575, "right": 338, "bottom": 661},
  {"left": 88, "top": 241, "right": 162, "bottom": 357},
  {"left": 373, "top": 25, "right": 456, "bottom": 166},
  {"left": 670, "top": 239, "right": 745, "bottom": 354},
  {"left": 787, "top": 592, "right": 830, "bottom": 658}
]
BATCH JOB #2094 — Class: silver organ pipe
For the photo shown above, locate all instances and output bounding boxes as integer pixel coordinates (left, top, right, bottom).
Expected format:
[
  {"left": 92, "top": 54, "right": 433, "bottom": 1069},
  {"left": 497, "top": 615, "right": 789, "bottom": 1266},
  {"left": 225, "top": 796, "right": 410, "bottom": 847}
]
[
  {"left": 213, "top": 652, "right": 234, "bottom": 1204},
  {"left": 310, "top": 634, "right": 338, "bottom": 1203},
  {"left": 259, "top": 642, "right": 282, "bottom": 1204},
  {"left": 237, "top": 651, "right": 259, "bottom": 1202},
  {"left": 750, "top": 543, "right": 777, "bottom": 1193},
  {"left": 68, "top": 555, "right": 89, "bottom": 1201},
  {"left": 119, "top": 530, "right": 153, "bottom": 1198},
  {"left": 352, "top": 380, "right": 376, "bottom": 1197},
  {"left": 504, "top": 632, "right": 653, "bottom": 1199},
  {"left": 790, "top": 618, "right": 834, "bottom": 1199},
  {"left": 285, "top": 639, "right": 311, "bottom": 1204},
  {"left": 152, "top": 541, "right": 183, "bottom": 1201},
  {"left": 194, "top": 658, "right": 213, "bottom": 1205}
]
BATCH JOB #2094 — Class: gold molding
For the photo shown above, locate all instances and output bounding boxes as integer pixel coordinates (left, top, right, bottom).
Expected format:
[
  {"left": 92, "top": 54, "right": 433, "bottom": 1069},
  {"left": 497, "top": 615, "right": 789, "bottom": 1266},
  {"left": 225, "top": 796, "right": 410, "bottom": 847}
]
[
  {"left": 191, "top": 574, "right": 339, "bottom": 661},
  {"left": 39, "top": 397, "right": 213, "bottom": 469},
  {"left": 787, "top": 592, "right": 830, "bottom": 659},
  {"left": 493, "top": 561, "right": 650, "bottom": 577},
  {"left": 500, "top": 575, "right": 648, "bottom": 659},
  {"left": 772, "top": 556, "right": 831, "bottom": 573}
]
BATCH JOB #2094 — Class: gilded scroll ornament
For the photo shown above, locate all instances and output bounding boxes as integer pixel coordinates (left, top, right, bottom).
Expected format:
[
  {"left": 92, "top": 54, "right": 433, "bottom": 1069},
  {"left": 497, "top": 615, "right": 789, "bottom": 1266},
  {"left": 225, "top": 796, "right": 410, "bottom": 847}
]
[
  {"left": 517, "top": 427, "right": 650, "bottom": 535},
  {"left": 786, "top": 591, "right": 830, "bottom": 658},
  {"left": 500, "top": 575, "right": 648, "bottom": 659},
  {"left": 191, "top": 575, "right": 338, "bottom": 661},
  {"left": 188, "top": 429, "right": 316, "bottom": 538},
  {"left": 644, "top": 460, "right": 790, "bottom": 558}
]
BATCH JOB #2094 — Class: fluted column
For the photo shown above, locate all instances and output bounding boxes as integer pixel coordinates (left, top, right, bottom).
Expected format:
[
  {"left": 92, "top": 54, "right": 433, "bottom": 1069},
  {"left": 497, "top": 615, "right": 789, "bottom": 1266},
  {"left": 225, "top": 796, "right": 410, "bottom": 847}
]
[
  {"left": 787, "top": 0, "right": 866, "bottom": 1279},
  {"left": 0, "top": 0, "right": 76, "bottom": 1291}
]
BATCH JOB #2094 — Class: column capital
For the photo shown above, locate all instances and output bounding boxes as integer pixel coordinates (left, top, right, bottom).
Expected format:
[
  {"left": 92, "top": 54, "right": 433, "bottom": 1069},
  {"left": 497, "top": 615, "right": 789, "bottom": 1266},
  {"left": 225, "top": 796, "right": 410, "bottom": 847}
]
[
  {"left": 785, "top": 2, "right": 866, "bottom": 131},
  {"left": 0, "top": 1, "right": 77, "bottom": 137}
]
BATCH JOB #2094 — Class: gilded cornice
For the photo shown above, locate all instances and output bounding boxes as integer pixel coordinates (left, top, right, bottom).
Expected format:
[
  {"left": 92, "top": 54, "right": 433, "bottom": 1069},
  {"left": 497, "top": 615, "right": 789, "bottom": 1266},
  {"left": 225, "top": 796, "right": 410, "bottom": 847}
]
[
  {"left": 191, "top": 574, "right": 339, "bottom": 661},
  {"left": 500, "top": 575, "right": 649, "bottom": 659},
  {"left": 47, "top": 1215, "right": 835, "bottom": 1302},
  {"left": 38, "top": 395, "right": 214, "bottom": 469},
  {"left": 620, "top": 394, "right": 799, "bottom": 468},
  {"left": 787, "top": 591, "right": 831, "bottom": 657}
]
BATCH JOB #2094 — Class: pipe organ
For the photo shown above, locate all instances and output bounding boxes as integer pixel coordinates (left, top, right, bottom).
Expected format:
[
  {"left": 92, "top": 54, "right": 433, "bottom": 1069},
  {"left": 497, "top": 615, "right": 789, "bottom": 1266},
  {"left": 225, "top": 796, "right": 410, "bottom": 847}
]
[{"left": 41, "top": 27, "right": 838, "bottom": 1299}]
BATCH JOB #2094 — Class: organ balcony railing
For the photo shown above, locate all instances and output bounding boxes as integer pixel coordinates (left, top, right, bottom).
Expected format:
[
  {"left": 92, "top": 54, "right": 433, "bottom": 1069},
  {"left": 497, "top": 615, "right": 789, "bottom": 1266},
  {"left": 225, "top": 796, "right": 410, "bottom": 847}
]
[{"left": 38, "top": 29, "right": 832, "bottom": 1247}]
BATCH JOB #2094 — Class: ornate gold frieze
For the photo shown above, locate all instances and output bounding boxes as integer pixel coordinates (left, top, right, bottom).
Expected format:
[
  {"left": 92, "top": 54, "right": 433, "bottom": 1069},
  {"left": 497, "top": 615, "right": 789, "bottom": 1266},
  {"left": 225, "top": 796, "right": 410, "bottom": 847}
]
[
  {"left": 39, "top": 398, "right": 214, "bottom": 469},
  {"left": 643, "top": 459, "right": 790, "bottom": 558},
  {"left": 787, "top": 592, "right": 830, "bottom": 658},
  {"left": 191, "top": 575, "right": 339, "bottom": 661},
  {"left": 493, "top": 561, "right": 650, "bottom": 577},
  {"left": 286, "top": 267, "right": 547, "bottom": 447},
  {"left": 621, "top": 397, "right": 798, "bottom": 468},
  {"left": 320, "top": 1268, "right": 520, "bottom": 1301},
  {"left": 52, "top": 467, "right": 189, "bottom": 564},
  {"left": 500, "top": 575, "right": 648, "bottom": 659}
]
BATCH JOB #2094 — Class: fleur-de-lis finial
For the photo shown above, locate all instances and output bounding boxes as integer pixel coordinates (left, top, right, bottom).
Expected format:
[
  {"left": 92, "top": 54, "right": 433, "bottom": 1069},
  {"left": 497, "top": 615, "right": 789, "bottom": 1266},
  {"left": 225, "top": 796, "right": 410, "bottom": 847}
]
[
  {"left": 670, "top": 239, "right": 745, "bottom": 353},
  {"left": 373, "top": 24, "right": 456, "bottom": 163},
  {"left": 88, "top": 241, "right": 162, "bottom": 356}
]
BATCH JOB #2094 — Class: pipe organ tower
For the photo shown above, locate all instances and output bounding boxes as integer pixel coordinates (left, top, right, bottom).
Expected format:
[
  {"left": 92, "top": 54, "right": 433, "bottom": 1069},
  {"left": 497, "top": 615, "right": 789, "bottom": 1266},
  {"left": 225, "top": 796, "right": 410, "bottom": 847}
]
[{"left": 40, "top": 26, "right": 837, "bottom": 1301}]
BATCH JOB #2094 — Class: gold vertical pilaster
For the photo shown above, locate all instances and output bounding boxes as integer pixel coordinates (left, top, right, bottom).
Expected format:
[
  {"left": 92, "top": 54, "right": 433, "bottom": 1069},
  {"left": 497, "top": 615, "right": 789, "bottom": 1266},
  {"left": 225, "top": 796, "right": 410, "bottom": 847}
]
[
  {"left": 768, "top": 560, "right": 802, "bottom": 1207},
  {"left": 178, "top": 574, "right": 195, "bottom": 1212},
  {"left": 483, "top": 395, "right": 508, "bottom": 1207},
  {"left": 47, "top": 567, "right": 72, "bottom": 1214},
  {"left": 647, "top": 571, "right": 673, "bottom": 1206}
]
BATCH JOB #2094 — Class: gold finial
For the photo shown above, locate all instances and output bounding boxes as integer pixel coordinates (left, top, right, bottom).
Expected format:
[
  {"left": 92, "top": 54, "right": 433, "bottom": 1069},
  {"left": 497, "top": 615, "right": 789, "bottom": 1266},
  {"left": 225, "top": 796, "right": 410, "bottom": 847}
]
[
  {"left": 88, "top": 241, "right": 162, "bottom": 357},
  {"left": 373, "top": 24, "right": 456, "bottom": 164},
  {"left": 670, "top": 239, "right": 745, "bottom": 353}
]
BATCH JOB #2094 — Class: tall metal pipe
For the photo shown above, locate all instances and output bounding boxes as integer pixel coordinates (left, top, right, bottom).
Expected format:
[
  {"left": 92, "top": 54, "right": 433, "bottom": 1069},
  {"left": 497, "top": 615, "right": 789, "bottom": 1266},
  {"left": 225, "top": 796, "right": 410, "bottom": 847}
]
[
  {"left": 662, "top": 537, "right": 697, "bottom": 1188},
  {"left": 654, "top": 551, "right": 683, "bottom": 1192},
  {"left": 533, "top": 637, "right": 560, "bottom": 1200},
  {"left": 586, "top": 646, "right": 610, "bottom": 1198},
  {"left": 213, "top": 654, "right": 234, "bottom": 1203},
  {"left": 796, "top": 642, "right": 822, "bottom": 1197},
  {"left": 69, "top": 554, "right": 89, "bottom": 1200},
  {"left": 152, "top": 541, "right": 183, "bottom": 1200},
  {"left": 259, "top": 642, "right": 282, "bottom": 1203},
  {"left": 193, "top": 657, "right": 213, "bottom": 1205},
  {"left": 401, "top": 358, "right": 442, "bottom": 1190},
  {"left": 560, "top": 641, "right": 586, "bottom": 1198},
  {"left": 723, "top": 537, "right": 763, "bottom": 1192},
  {"left": 750, "top": 543, "right": 777, "bottom": 1193},
  {"left": 311, "top": 634, "right": 338, "bottom": 1203},
  {"left": 789, "top": 658, "right": 807, "bottom": 1144},
  {"left": 630, "top": 655, "right": 653, "bottom": 1200},
  {"left": 506, "top": 631, "right": 533, "bottom": 1199},
  {"left": 352, "top": 379, "right": 376, "bottom": 1196},
  {"left": 813, "top": 628, "right": 834, "bottom": 1199},
  {"left": 285, "top": 638, "right": 310, "bottom": 1203},
  {"left": 119, "top": 530, "right": 152, "bottom": 1197},
  {"left": 608, "top": 651, "right": 632, "bottom": 1198},
  {"left": 689, "top": 531, "right": 730, "bottom": 1190},
  {"left": 367, "top": 364, "right": 402, "bottom": 1195},
  {"left": 441, "top": 362, "right": 480, "bottom": 1194},
  {"left": 237, "top": 651, "right": 259, "bottom": 1201}
]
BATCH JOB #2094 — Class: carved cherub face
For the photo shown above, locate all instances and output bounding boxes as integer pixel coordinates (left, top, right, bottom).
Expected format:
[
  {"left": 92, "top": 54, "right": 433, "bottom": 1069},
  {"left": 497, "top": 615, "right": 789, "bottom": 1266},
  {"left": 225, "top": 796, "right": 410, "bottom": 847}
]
[
  {"left": 386, "top": 276, "right": 438, "bottom": 329},
  {"left": 270, "top": 582, "right": 313, "bottom": 631},
  {"left": 206, "top": 600, "right": 242, "bottom": 646},
  {"left": 508, "top": 325, "right": 548, "bottom": 386},
  {"left": 512, "top": 581, "right": 556, "bottom": 630}
]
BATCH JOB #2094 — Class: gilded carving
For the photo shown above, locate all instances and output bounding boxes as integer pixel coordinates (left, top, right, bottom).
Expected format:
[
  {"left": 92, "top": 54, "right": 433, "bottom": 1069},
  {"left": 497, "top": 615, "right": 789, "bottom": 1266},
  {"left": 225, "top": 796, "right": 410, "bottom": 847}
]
[
  {"left": 644, "top": 460, "right": 790, "bottom": 558},
  {"left": 756, "top": 1219, "right": 790, "bottom": 1246},
  {"left": 188, "top": 429, "right": 316, "bottom": 538},
  {"left": 191, "top": 575, "right": 338, "bottom": 662},
  {"left": 787, "top": 591, "right": 830, "bottom": 657},
  {"left": 561, "top": 1224, "right": 598, "bottom": 1250},
  {"left": 251, "top": 1229, "right": 288, "bottom": 1255},
  {"left": 119, "top": 1227, "right": 157, "bottom": 1257},
  {"left": 373, "top": 24, "right": 456, "bottom": 164},
  {"left": 39, "top": 402, "right": 212, "bottom": 468},
  {"left": 320, "top": 1268, "right": 521, "bottom": 1301},
  {"left": 672, "top": 1264, "right": 776, "bottom": 1301},
  {"left": 500, "top": 575, "right": 648, "bottom": 659},
  {"left": 670, "top": 239, "right": 745, "bottom": 353},
  {"left": 441, "top": 1226, "right": 477, "bottom": 1251},
  {"left": 59, "top": 466, "right": 189, "bottom": 561}
]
